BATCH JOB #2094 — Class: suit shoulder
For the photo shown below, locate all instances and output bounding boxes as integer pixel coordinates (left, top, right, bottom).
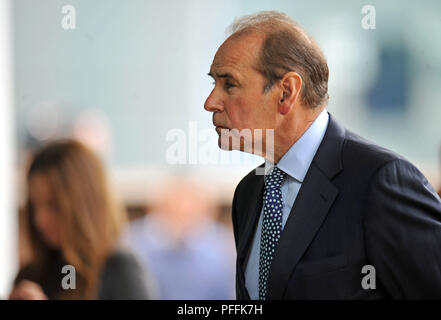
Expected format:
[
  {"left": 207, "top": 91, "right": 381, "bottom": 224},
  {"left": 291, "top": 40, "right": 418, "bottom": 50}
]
[{"left": 342, "top": 129, "right": 407, "bottom": 172}]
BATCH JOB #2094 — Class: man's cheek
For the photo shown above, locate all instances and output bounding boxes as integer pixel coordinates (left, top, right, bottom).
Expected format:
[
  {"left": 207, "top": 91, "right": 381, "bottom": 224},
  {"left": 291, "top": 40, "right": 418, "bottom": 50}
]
[{"left": 227, "top": 100, "right": 246, "bottom": 124}]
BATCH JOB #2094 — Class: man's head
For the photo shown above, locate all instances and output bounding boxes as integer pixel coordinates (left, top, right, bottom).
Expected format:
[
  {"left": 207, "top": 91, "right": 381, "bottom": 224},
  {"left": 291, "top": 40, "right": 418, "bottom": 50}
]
[{"left": 204, "top": 11, "right": 329, "bottom": 162}]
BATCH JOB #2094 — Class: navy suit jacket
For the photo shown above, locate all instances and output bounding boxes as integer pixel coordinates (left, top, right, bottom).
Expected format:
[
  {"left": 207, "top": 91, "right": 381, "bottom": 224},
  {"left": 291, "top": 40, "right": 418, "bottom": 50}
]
[{"left": 232, "top": 114, "right": 441, "bottom": 299}]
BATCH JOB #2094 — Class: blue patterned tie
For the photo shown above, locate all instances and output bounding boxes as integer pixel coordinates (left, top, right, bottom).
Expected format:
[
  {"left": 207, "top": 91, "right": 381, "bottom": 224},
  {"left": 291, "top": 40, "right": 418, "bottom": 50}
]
[{"left": 258, "top": 166, "right": 287, "bottom": 300}]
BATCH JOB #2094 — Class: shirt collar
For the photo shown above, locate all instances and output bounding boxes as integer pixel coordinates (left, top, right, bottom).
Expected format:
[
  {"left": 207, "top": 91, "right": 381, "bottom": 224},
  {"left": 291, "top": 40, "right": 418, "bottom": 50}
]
[{"left": 265, "top": 109, "right": 329, "bottom": 183}]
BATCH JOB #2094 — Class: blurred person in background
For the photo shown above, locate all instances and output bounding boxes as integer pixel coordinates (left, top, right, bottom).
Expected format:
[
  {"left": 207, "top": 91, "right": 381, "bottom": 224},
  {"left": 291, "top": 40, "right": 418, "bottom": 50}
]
[
  {"left": 9, "top": 140, "right": 155, "bottom": 300},
  {"left": 124, "top": 178, "right": 235, "bottom": 299}
]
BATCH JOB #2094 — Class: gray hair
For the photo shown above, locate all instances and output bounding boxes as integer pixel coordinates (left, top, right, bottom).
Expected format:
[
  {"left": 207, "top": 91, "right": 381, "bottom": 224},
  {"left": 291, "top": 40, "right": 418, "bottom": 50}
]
[{"left": 227, "top": 11, "right": 329, "bottom": 108}]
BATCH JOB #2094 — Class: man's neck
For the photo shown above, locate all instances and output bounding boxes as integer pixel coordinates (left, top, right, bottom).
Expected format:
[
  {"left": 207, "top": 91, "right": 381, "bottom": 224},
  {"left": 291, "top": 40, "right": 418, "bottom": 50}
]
[{"left": 265, "top": 106, "right": 325, "bottom": 163}]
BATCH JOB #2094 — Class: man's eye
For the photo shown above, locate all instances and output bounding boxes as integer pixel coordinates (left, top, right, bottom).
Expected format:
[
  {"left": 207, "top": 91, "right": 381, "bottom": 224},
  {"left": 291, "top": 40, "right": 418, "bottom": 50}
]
[{"left": 225, "top": 82, "right": 235, "bottom": 89}]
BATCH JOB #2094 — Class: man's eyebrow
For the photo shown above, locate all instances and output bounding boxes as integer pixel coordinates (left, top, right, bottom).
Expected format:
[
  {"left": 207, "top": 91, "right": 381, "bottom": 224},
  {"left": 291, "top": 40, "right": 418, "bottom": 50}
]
[{"left": 207, "top": 72, "right": 236, "bottom": 80}]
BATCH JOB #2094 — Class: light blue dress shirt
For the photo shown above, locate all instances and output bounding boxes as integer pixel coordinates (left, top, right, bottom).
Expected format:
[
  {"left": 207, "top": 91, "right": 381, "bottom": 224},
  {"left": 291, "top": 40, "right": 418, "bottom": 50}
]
[{"left": 245, "top": 109, "right": 330, "bottom": 299}]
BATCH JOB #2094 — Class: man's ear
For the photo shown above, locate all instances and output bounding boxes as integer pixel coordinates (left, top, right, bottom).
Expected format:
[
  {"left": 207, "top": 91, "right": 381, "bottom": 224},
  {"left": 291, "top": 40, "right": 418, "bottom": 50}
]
[{"left": 278, "top": 72, "right": 302, "bottom": 115}]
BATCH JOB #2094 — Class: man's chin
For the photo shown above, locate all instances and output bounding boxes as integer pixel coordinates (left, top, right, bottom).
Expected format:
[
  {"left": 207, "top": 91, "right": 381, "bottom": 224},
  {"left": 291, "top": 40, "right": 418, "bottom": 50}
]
[
  {"left": 218, "top": 137, "right": 255, "bottom": 154},
  {"left": 218, "top": 137, "right": 233, "bottom": 151}
]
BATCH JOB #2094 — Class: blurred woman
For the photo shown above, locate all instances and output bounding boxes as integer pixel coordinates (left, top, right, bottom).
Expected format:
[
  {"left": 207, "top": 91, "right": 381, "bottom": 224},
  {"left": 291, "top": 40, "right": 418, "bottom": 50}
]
[{"left": 9, "top": 140, "right": 155, "bottom": 300}]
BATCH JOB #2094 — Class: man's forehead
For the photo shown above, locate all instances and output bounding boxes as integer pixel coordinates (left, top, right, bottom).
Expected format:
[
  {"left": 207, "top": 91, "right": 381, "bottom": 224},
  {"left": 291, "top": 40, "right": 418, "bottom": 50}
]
[{"left": 210, "top": 33, "right": 264, "bottom": 77}]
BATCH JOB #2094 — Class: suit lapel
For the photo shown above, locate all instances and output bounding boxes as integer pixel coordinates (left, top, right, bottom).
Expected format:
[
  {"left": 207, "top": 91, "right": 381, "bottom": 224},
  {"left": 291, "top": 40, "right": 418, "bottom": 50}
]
[
  {"left": 267, "top": 164, "right": 339, "bottom": 299},
  {"left": 267, "top": 114, "right": 345, "bottom": 299},
  {"left": 236, "top": 173, "right": 264, "bottom": 299}
]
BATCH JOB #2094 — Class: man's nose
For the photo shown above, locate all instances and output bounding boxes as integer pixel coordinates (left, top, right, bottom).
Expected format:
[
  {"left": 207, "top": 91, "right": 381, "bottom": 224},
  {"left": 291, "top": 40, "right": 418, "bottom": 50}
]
[{"left": 204, "top": 90, "right": 224, "bottom": 113}]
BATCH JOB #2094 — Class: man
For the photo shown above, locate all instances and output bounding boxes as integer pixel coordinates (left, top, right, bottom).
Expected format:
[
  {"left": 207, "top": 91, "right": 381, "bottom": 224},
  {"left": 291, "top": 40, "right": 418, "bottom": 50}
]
[{"left": 204, "top": 11, "right": 441, "bottom": 299}]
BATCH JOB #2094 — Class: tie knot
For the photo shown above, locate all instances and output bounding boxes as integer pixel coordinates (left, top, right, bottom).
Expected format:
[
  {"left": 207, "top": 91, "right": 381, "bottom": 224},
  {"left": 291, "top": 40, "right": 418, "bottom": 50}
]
[{"left": 264, "top": 166, "right": 286, "bottom": 189}]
